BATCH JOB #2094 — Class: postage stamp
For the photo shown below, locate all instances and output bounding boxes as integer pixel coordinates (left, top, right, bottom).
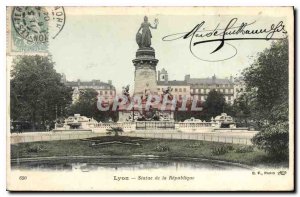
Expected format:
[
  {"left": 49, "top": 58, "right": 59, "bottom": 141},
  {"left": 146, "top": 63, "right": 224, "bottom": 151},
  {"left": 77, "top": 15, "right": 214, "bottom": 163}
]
[
  {"left": 7, "top": 6, "right": 65, "bottom": 55},
  {"left": 6, "top": 6, "right": 294, "bottom": 191}
]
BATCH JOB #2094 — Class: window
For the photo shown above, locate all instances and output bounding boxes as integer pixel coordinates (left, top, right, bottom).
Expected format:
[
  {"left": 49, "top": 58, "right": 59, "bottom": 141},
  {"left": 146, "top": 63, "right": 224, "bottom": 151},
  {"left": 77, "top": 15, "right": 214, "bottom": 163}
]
[
  {"left": 110, "top": 91, "right": 113, "bottom": 95},
  {"left": 175, "top": 88, "right": 178, "bottom": 92},
  {"left": 100, "top": 91, "right": 103, "bottom": 95},
  {"left": 195, "top": 89, "right": 199, "bottom": 93},
  {"left": 206, "top": 89, "right": 210, "bottom": 93},
  {"left": 179, "top": 88, "right": 182, "bottom": 92},
  {"left": 200, "top": 89, "right": 204, "bottom": 94},
  {"left": 191, "top": 89, "right": 194, "bottom": 93},
  {"left": 183, "top": 88, "right": 186, "bottom": 92},
  {"left": 157, "top": 88, "right": 160, "bottom": 90},
  {"left": 105, "top": 91, "right": 107, "bottom": 95},
  {"left": 201, "top": 96, "right": 204, "bottom": 101},
  {"left": 225, "top": 89, "right": 228, "bottom": 93}
]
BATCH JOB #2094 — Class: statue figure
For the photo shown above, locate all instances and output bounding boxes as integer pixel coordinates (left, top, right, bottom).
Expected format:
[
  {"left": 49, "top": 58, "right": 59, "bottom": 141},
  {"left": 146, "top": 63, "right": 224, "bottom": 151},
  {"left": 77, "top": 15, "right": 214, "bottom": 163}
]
[
  {"left": 136, "top": 16, "right": 158, "bottom": 48},
  {"left": 162, "top": 86, "right": 173, "bottom": 100},
  {"left": 162, "top": 86, "right": 173, "bottom": 95},
  {"left": 122, "top": 85, "right": 130, "bottom": 97}
]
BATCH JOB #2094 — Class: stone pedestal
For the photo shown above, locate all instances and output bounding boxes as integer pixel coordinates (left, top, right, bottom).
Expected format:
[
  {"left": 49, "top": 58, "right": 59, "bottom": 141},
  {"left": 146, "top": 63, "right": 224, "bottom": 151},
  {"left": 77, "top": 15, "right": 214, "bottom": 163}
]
[{"left": 132, "top": 47, "right": 159, "bottom": 97}]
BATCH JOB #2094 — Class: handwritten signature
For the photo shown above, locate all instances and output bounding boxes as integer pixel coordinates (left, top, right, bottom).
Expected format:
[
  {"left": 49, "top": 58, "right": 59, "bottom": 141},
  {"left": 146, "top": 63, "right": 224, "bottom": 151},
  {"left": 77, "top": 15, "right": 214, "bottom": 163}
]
[{"left": 162, "top": 18, "right": 288, "bottom": 62}]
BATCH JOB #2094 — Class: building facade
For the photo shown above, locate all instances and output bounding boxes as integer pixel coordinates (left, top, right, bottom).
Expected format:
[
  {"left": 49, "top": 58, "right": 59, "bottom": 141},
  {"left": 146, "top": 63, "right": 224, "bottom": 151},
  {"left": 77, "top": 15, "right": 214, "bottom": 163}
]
[
  {"left": 156, "top": 69, "right": 240, "bottom": 104},
  {"left": 157, "top": 68, "right": 191, "bottom": 101},
  {"left": 233, "top": 77, "right": 246, "bottom": 100},
  {"left": 62, "top": 74, "right": 116, "bottom": 103},
  {"left": 185, "top": 74, "right": 235, "bottom": 104}
]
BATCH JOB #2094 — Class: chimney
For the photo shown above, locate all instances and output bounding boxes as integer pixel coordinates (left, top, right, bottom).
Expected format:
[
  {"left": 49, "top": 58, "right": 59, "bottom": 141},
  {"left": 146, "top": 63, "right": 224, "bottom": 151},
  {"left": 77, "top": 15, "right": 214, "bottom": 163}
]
[
  {"left": 212, "top": 74, "right": 216, "bottom": 82},
  {"left": 108, "top": 80, "right": 112, "bottom": 85},
  {"left": 184, "top": 74, "right": 190, "bottom": 82}
]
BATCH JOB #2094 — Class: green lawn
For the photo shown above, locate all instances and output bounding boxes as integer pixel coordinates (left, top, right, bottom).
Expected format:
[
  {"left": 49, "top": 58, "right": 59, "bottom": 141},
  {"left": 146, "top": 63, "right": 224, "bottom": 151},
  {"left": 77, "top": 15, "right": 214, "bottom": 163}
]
[{"left": 11, "top": 136, "right": 288, "bottom": 167}]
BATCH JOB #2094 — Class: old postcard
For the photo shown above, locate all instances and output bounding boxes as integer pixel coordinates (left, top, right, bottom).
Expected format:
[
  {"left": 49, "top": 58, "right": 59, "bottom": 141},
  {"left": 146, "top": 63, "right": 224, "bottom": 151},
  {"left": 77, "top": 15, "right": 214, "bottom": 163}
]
[{"left": 6, "top": 6, "right": 294, "bottom": 191}]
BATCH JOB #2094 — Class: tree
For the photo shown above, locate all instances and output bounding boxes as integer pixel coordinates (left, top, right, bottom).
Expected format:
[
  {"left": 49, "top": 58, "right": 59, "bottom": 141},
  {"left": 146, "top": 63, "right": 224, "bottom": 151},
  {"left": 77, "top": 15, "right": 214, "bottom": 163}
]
[
  {"left": 174, "top": 99, "right": 205, "bottom": 122},
  {"left": 243, "top": 39, "right": 289, "bottom": 124},
  {"left": 10, "top": 55, "right": 73, "bottom": 131},
  {"left": 232, "top": 92, "right": 252, "bottom": 127},
  {"left": 252, "top": 112, "right": 289, "bottom": 160},
  {"left": 242, "top": 39, "right": 289, "bottom": 160},
  {"left": 68, "top": 89, "right": 118, "bottom": 122},
  {"left": 202, "top": 90, "right": 226, "bottom": 121}
]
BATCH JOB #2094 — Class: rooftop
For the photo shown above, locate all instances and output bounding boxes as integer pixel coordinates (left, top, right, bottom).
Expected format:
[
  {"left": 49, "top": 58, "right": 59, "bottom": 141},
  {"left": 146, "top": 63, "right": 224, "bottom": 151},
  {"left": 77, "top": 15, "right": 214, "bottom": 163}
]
[
  {"left": 157, "top": 80, "right": 188, "bottom": 86},
  {"left": 65, "top": 80, "right": 115, "bottom": 89},
  {"left": 186, "top": 78, "right": 233, "bottom": 85}
]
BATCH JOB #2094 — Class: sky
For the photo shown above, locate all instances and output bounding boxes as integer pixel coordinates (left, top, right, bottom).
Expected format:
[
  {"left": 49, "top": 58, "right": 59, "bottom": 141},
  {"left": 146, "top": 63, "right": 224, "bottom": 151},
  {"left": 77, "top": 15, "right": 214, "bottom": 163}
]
[{"left": 48, "top": 7, "right": 288, "bottom": 93}]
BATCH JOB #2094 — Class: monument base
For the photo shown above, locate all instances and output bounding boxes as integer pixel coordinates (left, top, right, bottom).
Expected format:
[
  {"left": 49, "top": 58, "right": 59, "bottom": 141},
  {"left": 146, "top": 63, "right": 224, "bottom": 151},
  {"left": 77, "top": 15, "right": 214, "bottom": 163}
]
[{"left": 132, "top": 47, "right": 159, "bottom": 97}]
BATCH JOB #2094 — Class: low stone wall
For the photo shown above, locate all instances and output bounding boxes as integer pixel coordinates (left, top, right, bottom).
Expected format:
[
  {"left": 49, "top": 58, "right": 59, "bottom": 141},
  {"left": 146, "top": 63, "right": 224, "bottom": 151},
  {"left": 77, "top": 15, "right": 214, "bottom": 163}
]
[
  {"left": 10, "top": 121, "right": 259, "bottom": 145},
  {"left": 178, "top": 126, "right": 214, "bottom": 133},
  {"left": 214, "top": 128, "right": 250, "bottom": 132},
  {"left": 92, "top": 121, "right": 227, "bottom": 133},
  {"left": 10, "top": 132, "right": 105, "bottom": 144},
  {"left": 92, "top": 122, "right": 134, "bottom": 133},
  {"left": 55, "top": 122, "right": 254, "bottom": 134},
  {"left": 124, "top": 132, "right": 255, "bottom": 145},
  {"left": 177, "top": 122, "right": 216, "bottom": 128},
  {"left": 10, "top": 129, "right": 258, "bottom": 145}
]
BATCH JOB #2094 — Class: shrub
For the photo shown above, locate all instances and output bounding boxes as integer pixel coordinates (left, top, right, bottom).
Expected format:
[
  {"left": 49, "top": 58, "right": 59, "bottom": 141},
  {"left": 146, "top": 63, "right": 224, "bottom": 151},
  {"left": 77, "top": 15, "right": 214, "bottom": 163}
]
[
  {"left": 211, "top": 144, "right": 235, "bottom": 155},
  {"left": 226, "top": 145, "right": 234, "bottom": 151},
  {"left": 185, "top": 142, "right": 204, "bottom": 148},
  {"left": 211, "top": 146, "right": 229, "bottom": 155},
  {"left": 252, "top": 122, "right": 288, "bottom": 160},
  {"left": 154, "top": 144, "right": 170, "bottom": 152},
  {"left": 234, "top": 146, "right": 254, "bottom": 153},
  {"left": 27, "top": 144, "right": 46, "bottom": 153},
  {"left": 106, "top": 126, "right": 124, "bottom": 136}
]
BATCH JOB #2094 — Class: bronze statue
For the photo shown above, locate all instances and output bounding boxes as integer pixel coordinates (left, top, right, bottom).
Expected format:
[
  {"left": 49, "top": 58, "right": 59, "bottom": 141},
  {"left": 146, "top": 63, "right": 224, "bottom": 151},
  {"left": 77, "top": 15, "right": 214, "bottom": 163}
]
[
  {"left": 122, "top": 85, "right": 130, "bottom": 97},
  {"left": 162, "top": 86, "right": 173, "bottom": 100},
  {"left": 162, "top": 86, "right": 173, "bottom": 96},
  {"left": 143, "top": 83, "right": 151, "bottom": 100},
  {"left": 136, "top": 16, "right": 158, "bottom": 48}
]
